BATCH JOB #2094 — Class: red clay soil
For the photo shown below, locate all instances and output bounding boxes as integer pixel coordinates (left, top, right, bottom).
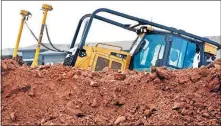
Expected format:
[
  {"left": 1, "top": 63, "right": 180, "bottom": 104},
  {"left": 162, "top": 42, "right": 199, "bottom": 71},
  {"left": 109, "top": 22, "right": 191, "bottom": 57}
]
[{"left": 1, "top": 59, "right": 221, "bottom": 125}]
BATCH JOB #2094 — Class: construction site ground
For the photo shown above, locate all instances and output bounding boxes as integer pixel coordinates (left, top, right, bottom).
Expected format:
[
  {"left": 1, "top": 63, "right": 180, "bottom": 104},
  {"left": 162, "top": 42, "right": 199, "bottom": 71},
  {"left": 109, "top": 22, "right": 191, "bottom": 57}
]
[{"left": 1, "top": 58, "right": 221, "bottom": 125}]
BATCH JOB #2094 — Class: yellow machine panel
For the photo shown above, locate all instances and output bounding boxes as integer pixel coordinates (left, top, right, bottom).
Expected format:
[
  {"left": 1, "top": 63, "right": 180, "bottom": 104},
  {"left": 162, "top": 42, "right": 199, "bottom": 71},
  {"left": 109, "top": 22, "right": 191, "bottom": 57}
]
[
  {"left": 204, "top": 42, "right": 217, "bottom": 55},
  {"left": 74, "top": 43, "right": 131, "bottom": 71}
]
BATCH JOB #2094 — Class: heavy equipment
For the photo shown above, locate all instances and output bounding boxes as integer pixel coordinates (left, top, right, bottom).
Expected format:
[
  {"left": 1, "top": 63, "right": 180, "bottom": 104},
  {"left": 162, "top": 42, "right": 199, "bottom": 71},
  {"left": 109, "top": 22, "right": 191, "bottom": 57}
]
[
  {"left": 63, "top": 8, "right": 221, "bottom": 72},
  {"left": 27, "top": 4, "right": 220, "bottom": 71}
]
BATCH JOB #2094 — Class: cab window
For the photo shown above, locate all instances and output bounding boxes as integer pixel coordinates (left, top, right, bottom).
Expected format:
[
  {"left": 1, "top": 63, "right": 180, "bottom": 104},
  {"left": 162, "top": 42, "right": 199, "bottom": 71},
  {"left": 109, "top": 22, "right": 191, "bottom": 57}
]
[
  {"left": 168, "top": 36, "right": 196, "bottom": 68},
  {"left": 111, "top": 61, "right": 122, "bottom": 70},
  {"left": 133, "top": 34, "right": 166, "bottom": 71},
  {"left": 95, "top": 56, "right": 110, "bottom": 71}
]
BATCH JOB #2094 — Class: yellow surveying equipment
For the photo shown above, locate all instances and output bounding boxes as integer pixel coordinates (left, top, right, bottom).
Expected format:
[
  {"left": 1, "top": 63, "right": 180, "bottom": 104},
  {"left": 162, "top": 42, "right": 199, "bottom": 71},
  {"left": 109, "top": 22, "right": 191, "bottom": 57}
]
[
  {"left": 31, "top": 4, "right": 53, "bottom": 67},
  {"left": 13, "top": 10, "right": 31, "bottom": 58}
]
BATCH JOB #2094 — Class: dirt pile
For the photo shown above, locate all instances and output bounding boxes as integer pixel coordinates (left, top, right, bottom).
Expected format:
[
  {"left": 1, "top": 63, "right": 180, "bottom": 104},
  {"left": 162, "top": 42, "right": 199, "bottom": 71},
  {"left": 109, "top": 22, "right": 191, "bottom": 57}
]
[
  {"left": 1, "top": 59, "right": 21, "bottom": 72},
  {"left": 12, "top": 55, "right": 24, "bottom": 66},
  {"left": 1, "top": 59, "right": 221, "bottom": 125}
]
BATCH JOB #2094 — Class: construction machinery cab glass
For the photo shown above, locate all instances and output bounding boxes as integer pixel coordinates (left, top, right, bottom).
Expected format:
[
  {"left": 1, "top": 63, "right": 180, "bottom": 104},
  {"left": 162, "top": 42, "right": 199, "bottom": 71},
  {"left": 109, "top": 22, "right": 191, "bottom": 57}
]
[{"left": 132, "top": 33, "right": 197, "bottom": 71}]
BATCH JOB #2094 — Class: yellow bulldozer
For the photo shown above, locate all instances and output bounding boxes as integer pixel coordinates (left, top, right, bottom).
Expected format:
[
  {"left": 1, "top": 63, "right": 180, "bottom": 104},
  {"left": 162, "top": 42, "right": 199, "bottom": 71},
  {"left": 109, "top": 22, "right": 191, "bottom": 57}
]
[{"left": 14, "top": 4, "right": 221, "bottom": 72}]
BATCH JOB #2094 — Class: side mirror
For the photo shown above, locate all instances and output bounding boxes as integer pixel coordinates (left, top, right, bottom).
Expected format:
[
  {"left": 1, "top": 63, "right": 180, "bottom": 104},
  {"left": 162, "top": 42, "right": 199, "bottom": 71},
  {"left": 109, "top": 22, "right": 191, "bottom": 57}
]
[{"left": 79, "top": 49, "right": 87, "bottom": 57}]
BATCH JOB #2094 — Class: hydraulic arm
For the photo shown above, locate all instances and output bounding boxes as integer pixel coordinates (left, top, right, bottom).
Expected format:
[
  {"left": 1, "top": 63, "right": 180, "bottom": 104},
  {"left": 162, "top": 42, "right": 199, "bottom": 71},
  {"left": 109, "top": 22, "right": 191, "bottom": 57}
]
[{"left": 13, "top": 10, "right": 31, "bottom": 58}]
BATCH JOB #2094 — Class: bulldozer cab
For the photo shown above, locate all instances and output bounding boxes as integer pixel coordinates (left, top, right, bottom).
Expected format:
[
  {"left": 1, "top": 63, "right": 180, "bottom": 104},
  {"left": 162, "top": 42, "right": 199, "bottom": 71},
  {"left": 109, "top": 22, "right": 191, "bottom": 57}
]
[
  {"left": 63, "top": 8, "right": 221, "bottom": 72},
  {"left": 131, "top": 32, "right": 199, "bottom": 71}
]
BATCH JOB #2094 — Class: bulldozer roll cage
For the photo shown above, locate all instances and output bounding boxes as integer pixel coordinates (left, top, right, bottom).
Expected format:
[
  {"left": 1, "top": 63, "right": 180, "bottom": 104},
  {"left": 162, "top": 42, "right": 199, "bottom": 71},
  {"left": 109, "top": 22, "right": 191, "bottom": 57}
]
[
  {"left": 70, "top": 8, "right": 221, "bottom": 49},
  {"left": 67, "top": 8, "right": 221, "bottom": 67}
]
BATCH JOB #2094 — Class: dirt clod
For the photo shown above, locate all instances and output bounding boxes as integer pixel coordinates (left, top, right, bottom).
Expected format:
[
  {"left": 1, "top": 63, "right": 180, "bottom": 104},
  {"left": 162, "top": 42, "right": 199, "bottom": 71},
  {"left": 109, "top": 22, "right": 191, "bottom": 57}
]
[
  {"left": 10, "top": 112, "right": 16, "bottom": 122},
  {"left": 202, "top": 112, "right": 210, "bottom": 118},
  {"left": 144, "top": 109, "right": 152, "bottom": 117},
  {"left": 95, "top": 115, "right": 107, "bottom": 124},
  {"left": 172, "top": 102, "right": 182, "bottom": 110},
  {"left": 90, "top": 81, "right": 99, "bottom": 87},
  {"left": 178, "top": 75, "right": 190, "bottom": 84},
  {"left": 114, "top": 73, "right": 126, "bottom": 80},
  {"left": 91, "top": 98, "right": 99, "bottom": 107},
  {"left": 28, "top": 91, "right": 35, "bottom": 97},
  {"left": 114, "top": 116, "right": 126, "bottom": 125},
  {"left": 190, "top": 72, "right": 201, "bottom": 82},
  {"left": 150, "top": 72, "right": 157, "bottom": 80},
  {"left": 156, "top": 67, "right": 172, "bottom": 79}
]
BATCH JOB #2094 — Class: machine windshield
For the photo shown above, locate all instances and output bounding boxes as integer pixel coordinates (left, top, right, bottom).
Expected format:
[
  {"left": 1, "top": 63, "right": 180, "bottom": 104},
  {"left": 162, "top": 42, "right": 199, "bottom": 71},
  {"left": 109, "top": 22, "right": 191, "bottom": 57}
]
[
  {"left": 132, "top": 33, "right": 197, "bottom": 71},
  {"left": 133, "top": 34, "right": 166, "bottom": 71},
  {"left": 168, "top": 36, "right": 196, "bottom": 68}
]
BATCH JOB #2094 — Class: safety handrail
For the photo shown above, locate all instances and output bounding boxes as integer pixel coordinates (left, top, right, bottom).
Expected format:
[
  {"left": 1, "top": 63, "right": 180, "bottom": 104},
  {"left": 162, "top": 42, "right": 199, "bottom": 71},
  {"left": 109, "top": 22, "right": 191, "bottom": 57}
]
[
  {"left": 79, "top": 8, "right": 221, "bottom": 49},
  {"left": 95, "top": 43, "right": 123, "bottom": 51}
]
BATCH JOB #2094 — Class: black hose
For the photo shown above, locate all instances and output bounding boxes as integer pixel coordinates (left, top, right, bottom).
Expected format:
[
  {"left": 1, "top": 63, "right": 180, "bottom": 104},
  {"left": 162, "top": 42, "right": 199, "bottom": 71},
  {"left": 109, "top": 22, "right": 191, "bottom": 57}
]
[
  {"left": 45, "top": 24, "right": 66, "bottom": 52},
  {"left": 24, "top": 21, "right": 58, "bottom": 52}
]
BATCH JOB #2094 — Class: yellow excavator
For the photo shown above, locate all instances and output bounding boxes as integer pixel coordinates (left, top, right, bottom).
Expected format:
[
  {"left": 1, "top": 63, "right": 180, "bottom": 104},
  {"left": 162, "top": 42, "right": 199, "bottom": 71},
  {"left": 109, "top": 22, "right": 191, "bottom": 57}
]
[{"left": 15, "top": 4, "right": 221, "bottom": 72}]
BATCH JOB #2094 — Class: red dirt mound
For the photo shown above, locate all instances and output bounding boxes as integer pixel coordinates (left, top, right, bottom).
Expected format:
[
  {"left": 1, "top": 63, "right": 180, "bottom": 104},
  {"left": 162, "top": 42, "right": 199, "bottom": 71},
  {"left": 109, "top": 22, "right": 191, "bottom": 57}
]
[{"left": 1, "top": 59, "right": 221, "bottom": 125}]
